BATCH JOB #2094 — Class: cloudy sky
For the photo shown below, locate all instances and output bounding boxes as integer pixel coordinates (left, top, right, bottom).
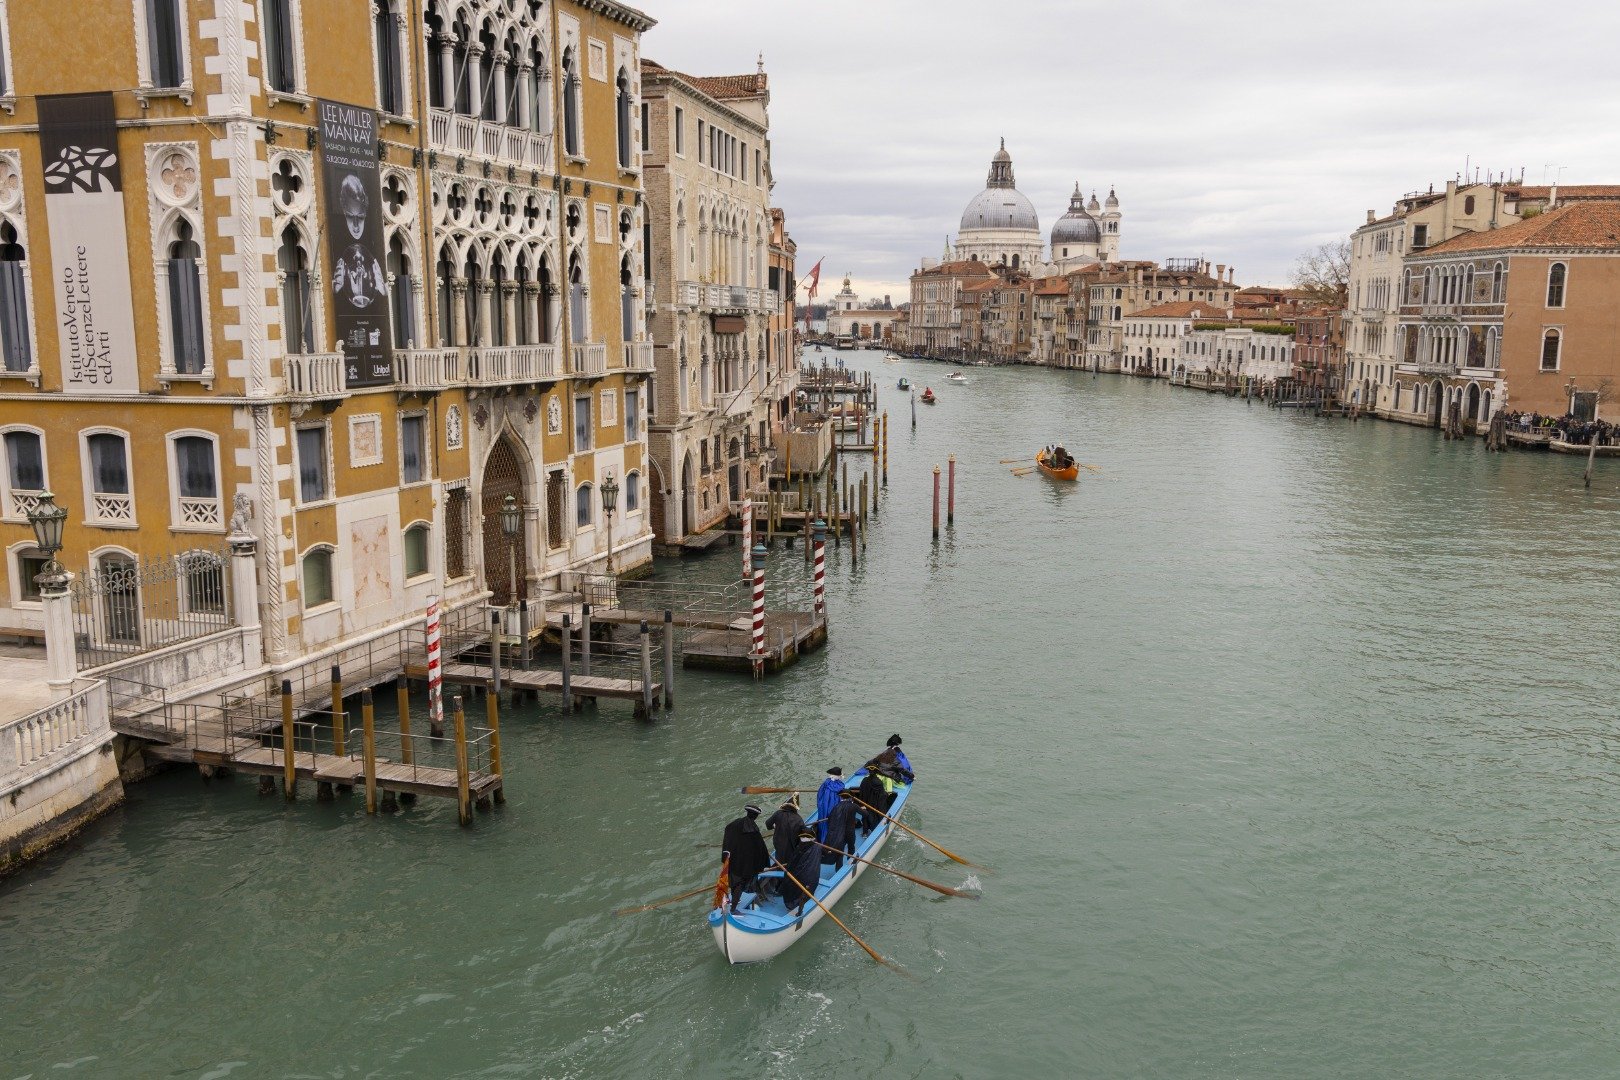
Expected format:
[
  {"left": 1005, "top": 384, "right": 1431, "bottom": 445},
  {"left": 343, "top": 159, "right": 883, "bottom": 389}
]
[{"left": 640, "top": 0, "right": 1620, "bottom": 302}]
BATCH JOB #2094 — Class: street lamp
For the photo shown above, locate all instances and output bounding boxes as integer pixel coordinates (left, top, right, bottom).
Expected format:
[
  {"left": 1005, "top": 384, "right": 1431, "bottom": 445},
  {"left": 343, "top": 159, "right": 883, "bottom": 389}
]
[
  {"left": 26, "top": 490, "right": 68, "bottom": 580},
  {"left": 600, "top": 471, "right": 619, "bottom": 575},
  {"left": 500, "top": 494, "right": 522, "bottom": 610}
]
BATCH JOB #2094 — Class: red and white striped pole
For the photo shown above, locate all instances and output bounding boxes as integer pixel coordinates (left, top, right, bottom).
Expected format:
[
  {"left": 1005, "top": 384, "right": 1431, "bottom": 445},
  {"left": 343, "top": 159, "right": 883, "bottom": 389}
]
[
  {"left": 741, "top": 497, "right": 753, "bottom": 580},
  {"left": 425, "top": 595, "right": 443, "bottom": 736},
  {"left": 750, "top": 543, "right": 767, "bottom": 677},
  {"left": 812, "top": 519, "right": 826, "bottom": 617}
]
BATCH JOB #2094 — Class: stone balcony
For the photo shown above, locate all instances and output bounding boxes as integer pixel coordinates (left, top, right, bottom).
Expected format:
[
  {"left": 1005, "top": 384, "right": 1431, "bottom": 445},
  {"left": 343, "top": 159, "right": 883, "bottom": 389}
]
[
  {"left": 675, "top": 281, "right": 774, "bottom": 313},
  {"left": 623, "top": 341, "right": 654, "bottom": 373},
  {"left": 465, "top": 344, "right": 560, "bottom": 388},
  {"left": 571, "top": 343, "right": 607, "bottom": 377},
  {"left": 283, "top": 352, "right": 345, "bottom": 399},
  {"left": 394, "top": 347, "right": 464, "bottom": 392},
  {"left": 429, "top": 109, "right": 551, "bottom": 172}
]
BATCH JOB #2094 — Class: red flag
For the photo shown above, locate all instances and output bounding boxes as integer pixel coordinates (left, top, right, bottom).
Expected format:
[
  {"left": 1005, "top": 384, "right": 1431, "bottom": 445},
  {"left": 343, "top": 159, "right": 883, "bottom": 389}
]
[{"left": 803, "top": 258, "right": 823, "bottom": 299}]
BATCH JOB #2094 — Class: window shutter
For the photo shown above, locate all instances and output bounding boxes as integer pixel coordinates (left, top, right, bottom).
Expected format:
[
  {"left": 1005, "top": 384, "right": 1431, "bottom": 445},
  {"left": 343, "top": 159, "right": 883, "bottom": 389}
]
[
  {"left": 297, "top": 269, "right": 314, "bottom": 351},
  {"left": 168, "top": 258, "right": 204, "bottom": 373},
  {"left": 149, "top": 0, "right": 183, "bottom": 87},
  {"left": 0, "top": 261, "right": 30, "bottom": 372}
]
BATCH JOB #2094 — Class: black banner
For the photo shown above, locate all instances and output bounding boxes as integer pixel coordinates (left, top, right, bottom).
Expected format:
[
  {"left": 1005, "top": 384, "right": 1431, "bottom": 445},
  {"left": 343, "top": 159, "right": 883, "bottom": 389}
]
[
  {"left": 318, "top": 99, "right": 392, "bottom": 387},
  {"left": 38, "top": 92, "right": 139, "bottom": 393}
]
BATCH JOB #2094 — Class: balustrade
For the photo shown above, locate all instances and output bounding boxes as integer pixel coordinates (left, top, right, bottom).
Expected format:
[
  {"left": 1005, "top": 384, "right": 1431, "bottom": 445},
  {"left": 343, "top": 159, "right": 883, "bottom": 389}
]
[
  {"left": 429, "top": 108, "right": 554, "bottom": 171},
  {"left": 571, "top": 343, "right": 607, "bottom": 377},
  {"left": 284, "top": 351, "right": 345, "bottom": 398}
]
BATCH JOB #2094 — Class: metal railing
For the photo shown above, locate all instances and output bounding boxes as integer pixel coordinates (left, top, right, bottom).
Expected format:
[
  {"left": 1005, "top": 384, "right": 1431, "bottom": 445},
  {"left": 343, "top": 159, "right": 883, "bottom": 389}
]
[
  {"left": 1, "top": 680, "right": 110, "bottom": 791},
  {"left": 285, "top": 352, "right": 345, "bottom": 397},
  {"left": 72, "top": 545, "right": 235, "bottom": 672},
  {"left": 349, "top": 724, "right": 496, "bottom": 785}
]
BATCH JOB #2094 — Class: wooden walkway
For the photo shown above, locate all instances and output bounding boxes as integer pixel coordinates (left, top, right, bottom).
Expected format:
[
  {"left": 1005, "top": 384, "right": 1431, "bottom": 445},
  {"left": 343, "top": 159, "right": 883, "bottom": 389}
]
[
  {"left": 436, "top": 661, "right": 661, "bottom": 704},
  {"left": 146, "top": 740, "right": 502, "bottom": 802}
]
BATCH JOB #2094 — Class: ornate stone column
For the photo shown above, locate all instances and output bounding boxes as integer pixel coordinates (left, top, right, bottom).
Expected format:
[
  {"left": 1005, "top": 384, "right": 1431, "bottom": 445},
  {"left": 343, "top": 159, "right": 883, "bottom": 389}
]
[
  {"left": 501, "top": 281, "right": 518, "bottom": 346},
  {"left": 516, "top": 62, "right": 534, "bottom": 131},
  {"left": 228, "top": 496, "right": 264, "bottom": 666},
  {"left": 39, "top": 569, "right": 76, "bottom": 691},
  {"left": 451, "top": 277, "right": 469, "bottom": 346},
  {"left": 466, "top": 46, "right": 485, "bottom": 119}
]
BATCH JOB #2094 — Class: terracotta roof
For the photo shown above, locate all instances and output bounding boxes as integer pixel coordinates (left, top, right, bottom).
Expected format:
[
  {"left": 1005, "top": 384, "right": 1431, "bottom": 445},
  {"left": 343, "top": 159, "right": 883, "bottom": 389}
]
[
  {"left": 1419, "top": 202, "right": 1620, "bottom": 256},
  {"left": 640, "top": 59, "right": 767, "bottom": 101},
  {"left": 1125, "top": 300, "right": 1225, "bottom": 319},
  {"left": 962, "top": 280, "right": 999, "bottom": 294},
  {"left": 1033, "top": 280, "right": 1069, "bottom": 296},
  {"left": 1507, "top": 185, "right": 1620, "bottom": 201}
]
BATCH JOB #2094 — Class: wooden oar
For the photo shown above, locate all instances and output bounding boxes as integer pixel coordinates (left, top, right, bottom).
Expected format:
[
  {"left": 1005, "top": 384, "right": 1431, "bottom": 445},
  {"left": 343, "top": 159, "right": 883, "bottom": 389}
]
[
  {"left": 614, "top": 884, "right": 711, "bottom": 916},
  {"left": 810, "top": 840, "right": 979, "bottom": 899},
  {"left": 999, "top": 456, "right": 1034, "bottom": 464},
  {"left": 1078, "top": 463, "right": 1102, "bottom": 473},
  {"left": 738, "top": 785, "right": 817, "bottom": 795},
  {"left": 850, "top": 797, "right": 990, "bottom": 871},
  {"left": 774, "top": 862, "right": 908, "bottom": 974},
  {"left": 1011, "top": 466, "right": 1035, "bottom": 476}
]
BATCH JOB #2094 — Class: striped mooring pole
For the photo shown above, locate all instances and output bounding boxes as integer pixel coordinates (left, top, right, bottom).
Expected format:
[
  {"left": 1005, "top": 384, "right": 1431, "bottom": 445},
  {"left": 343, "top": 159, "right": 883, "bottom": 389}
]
[
  {"left": 750, "top": 544, "right": 767, "bottom": 678},
  {"left": 425, "top": 595, "right": 443, "bottom": 736},
  {"left": 812, "top": 520, "right": 826, "bottom": 617}
]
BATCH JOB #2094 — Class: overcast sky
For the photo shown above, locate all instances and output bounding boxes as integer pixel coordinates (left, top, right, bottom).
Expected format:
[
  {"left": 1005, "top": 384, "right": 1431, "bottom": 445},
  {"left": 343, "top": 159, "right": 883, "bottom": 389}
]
[{"left": 640, "top": 0, "right": 1620, "bottom": 302}]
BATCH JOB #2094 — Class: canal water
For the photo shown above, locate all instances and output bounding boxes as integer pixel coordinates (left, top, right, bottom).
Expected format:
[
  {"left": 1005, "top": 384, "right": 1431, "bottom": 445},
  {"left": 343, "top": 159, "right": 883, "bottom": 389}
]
[{"left": 7, "top": 353, "right": 1620, "bottom": 1078}]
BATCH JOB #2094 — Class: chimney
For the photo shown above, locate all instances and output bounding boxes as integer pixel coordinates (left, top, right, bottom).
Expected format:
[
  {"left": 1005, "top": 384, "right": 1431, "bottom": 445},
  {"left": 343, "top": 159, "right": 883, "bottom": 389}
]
[
  {"left": 1367, "top": 209, "right": 1376, "bottom": 224},
  {"left": 1215, "top": 263, "right": 1225, "bottom": 283},
  {"left": 1226, "top": 267, "right": 1235, "bottom": 285}
]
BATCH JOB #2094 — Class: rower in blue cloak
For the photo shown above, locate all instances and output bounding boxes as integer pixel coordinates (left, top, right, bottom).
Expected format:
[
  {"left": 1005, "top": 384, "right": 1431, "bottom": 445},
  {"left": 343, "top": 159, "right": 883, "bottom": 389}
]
[
  {"left": 885, "top": 734, "right": 913, "bottom": 779},
  {"left": 814, "top": 766, "right": 845, "bottom": 842}
]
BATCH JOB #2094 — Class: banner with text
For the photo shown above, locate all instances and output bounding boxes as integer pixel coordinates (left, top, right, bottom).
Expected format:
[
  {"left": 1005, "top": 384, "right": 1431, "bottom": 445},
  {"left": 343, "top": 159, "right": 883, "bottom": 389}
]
[
  {"left": 39, "top": 93, "right": 139, "bottom": 394},
  {"left": 319, "top": 99, "right": 393, "bottom": 387}
]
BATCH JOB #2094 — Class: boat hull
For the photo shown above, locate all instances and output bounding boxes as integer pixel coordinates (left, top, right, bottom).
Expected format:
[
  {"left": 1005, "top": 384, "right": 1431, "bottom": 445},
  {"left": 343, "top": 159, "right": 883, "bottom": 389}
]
[
  {"left": 708, "top": 776, "right": 910, "bottom": 964},
  {"left": 1035, "top": 450, "right": 1079, "bottom": 481}
]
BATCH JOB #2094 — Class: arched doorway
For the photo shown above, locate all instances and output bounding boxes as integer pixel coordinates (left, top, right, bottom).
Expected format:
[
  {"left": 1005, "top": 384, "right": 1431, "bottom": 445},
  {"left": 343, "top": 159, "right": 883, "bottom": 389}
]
[
  {"left": 481, "top": 434, "right": 528, "bottom": 605},
  {"left": 1465, "top": 384, "right": 1482, "bottom": 432},
  {"left": 1430, "top": 380, "right": 1444, "bottom": 427}
]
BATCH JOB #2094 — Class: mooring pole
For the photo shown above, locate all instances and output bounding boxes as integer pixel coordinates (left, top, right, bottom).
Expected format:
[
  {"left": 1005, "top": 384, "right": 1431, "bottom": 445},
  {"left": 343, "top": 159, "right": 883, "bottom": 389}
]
[
  {"left": 813, "top": 520, "right": 827, "bottom": 617},
  {"left": 485, "top": 682, "right": 504, "bottom": 803},
  {"left": 489, "top": 609, "right": 502, "bottom": 697},
  {"left": 452, "top": 694, "right": 471, "bottom": 827},
  {"left": 280, "top": 678, "right": 296, "bottom": 801},
  {"left": 662, "top": 609, "right": 675, "bottom": 709},
  {"left": 330, "top": 664, "right": 345, "bottom": 756},
  {"left": 639, "top": 620, "right": 655, "bottom": 718},
  {"left": 361, "top": 688, "right": 377, "bottom": 814},
  {"left": 751, "top": 544, "right": 767, "bottom": 678},
  {"left": 396, "top": 681, "right": 413, "bottom": 767},
  {"left": 932, "top": 464, "right": 941, "bottom": 540},
  {"left": 580, "top": 602, "right": 592, "bottom": 678},
  {"left": 560, "top": 613, "right": 573, "bottom": 706},
  {"left": 911, "top": 389, "right": 917, "bottom": 430},
  {"left": 948, "top": 454, "right": 956, "bottom": 526}
]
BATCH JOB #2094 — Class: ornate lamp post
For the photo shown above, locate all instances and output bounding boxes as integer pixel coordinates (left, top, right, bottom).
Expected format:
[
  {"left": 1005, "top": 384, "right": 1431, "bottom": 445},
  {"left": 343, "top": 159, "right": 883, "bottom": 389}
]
[
  {"left": 500, "top": 494, "right": 522, "bottom": 610},
  {"left": 27, "top": 490, "right": 68, "bottom": 581},
  {"left": 600, "top": 471, "right": 619, "bottom": 575}
]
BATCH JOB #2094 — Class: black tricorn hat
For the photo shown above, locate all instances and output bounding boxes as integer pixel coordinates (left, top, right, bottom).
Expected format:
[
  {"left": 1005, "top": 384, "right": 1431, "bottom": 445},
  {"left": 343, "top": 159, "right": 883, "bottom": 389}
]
[
  {"left": 827, "top": 766, "right": 843, "bottom": 776},
  {"left": 887, "top": 734, "right": 902, "bottom": 747}
]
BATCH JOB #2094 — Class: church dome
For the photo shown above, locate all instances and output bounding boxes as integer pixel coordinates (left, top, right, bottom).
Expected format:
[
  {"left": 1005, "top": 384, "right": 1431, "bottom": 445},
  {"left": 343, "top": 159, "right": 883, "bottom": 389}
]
[
  {"left": 958, "top": 139, "right": 1040, "bottom": 234},
  {"left": 960, "top": 187, "right": 1040, "bottom": 232},
  {"left": 1051, "top": 184, "right": 1100, "bottom": 245}
]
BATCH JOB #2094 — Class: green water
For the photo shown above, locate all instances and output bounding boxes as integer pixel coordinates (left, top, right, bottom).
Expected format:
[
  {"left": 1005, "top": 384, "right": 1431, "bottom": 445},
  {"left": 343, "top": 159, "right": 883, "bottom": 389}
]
[{"left": 7, "top": 356, "right": 1620, "bottom": 1079}]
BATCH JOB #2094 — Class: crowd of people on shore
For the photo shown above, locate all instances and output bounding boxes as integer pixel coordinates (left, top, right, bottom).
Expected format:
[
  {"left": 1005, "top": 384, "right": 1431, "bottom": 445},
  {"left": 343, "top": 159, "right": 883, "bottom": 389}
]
[
  {"left": 1499, "top": 412, "right": 1619, "bottom": 446},
  {"left": 718, "top": 735, "right": 915, "bottom": 916}
]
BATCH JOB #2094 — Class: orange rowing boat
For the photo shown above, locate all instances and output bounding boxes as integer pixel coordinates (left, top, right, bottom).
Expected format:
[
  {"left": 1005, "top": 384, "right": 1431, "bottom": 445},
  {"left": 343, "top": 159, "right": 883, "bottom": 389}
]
[{"left": 1035, "top": 446, "right": 1079, "bottom": 481}]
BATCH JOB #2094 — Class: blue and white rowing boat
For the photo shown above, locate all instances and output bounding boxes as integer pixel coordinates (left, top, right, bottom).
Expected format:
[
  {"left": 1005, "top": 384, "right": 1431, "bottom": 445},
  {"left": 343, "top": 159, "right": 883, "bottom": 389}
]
[{"left": 708, "top": 769, "right": 912, "bottom": 964}]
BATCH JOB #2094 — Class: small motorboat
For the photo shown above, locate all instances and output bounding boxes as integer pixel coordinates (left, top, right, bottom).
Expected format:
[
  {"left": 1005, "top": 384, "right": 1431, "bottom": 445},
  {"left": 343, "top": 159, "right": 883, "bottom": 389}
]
[
  {"left": 1035, "top": 444, "right": 1079, "bottom": 481},
  {"left": 946, "top": 372, "right": 968, "bottom": 384},
  {"left": 708, "top": 768, "right": 913, "bottom": 964},
  {"left": 883, "top": 353, "right": 901, "bottom": 363},
  {"left": 920, "top": 388, "right": 937, "bottom": 404},
  {"left": 898, "top": 376, "right": 911, "bottom": 390}
]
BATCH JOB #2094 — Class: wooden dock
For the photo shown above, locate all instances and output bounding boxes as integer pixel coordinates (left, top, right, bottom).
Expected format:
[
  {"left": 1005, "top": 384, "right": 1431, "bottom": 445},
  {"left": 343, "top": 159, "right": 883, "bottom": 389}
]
[
  {"left": 682, "top": 611, "right": 827, "bottom": 674},
  {"left": 436, "top": 661, "right": 661, "bottom": 705}
]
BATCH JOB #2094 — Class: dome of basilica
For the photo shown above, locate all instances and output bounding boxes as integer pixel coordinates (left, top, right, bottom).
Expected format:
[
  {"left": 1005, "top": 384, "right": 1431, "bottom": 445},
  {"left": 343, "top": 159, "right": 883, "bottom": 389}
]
[
  {"left": 958, "top": 139, "right": 1040, "bottom": 235},
  {"left": 1051, "top": 184, "right": 1101, "bottom": 245}
]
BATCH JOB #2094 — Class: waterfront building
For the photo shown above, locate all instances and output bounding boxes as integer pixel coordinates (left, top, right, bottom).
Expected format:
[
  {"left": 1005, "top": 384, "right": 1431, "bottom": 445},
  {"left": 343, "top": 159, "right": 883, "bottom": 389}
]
[
  {"left": 953, "top": 140, "right": 1043, "bottom": 271},
  {"left": 1085, "top": 261, "right": 1235, "bottom": 371},
  {"left": 1031, "top": 276, "right": 1073, "bottom": 364},
  {"left": 0, "top": 0, "right": 657, "bottom": 857},
  {"left": 1179, "top": 323, "right": 1295, "bottom": 385},
  {"left": 905, "top": 259, "right": 1000, "bottom": 359},
  {"left": 825, "top": 275, "right": 901, "bottom": 346},
  {"left": 1292, "top": 309, "right": 1346, "bottom": 400},
  {"left": 767, "top": 208, "right": 798, "bottom": 436},
  {"left": 639, "top": 57, "right": 781, "bottom": 544},
  {"left": 1391, "top": 200, "right": 1620, "bottom": 426},
  {"left": 1121, "top": 301, "right": 1221, "bottom": 378},
  {"left": 1344, "top": 180, "right": 1521, "bottom": 415}
]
